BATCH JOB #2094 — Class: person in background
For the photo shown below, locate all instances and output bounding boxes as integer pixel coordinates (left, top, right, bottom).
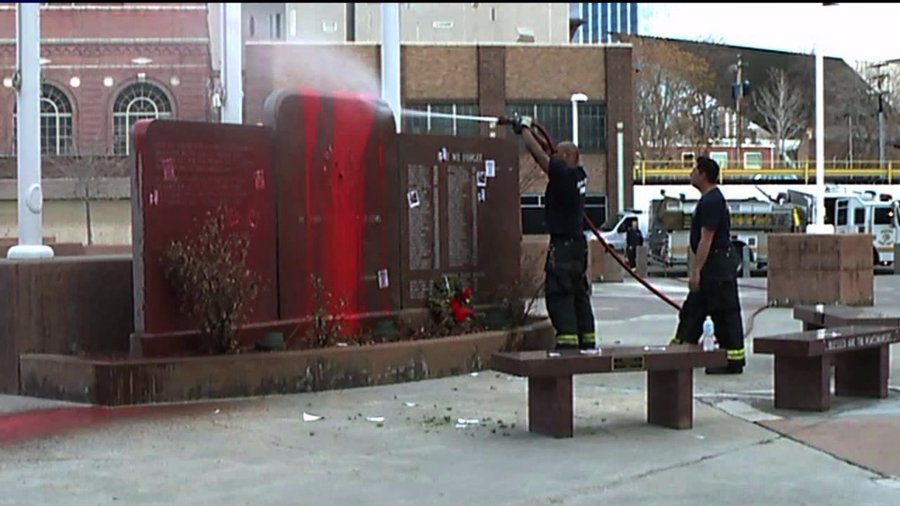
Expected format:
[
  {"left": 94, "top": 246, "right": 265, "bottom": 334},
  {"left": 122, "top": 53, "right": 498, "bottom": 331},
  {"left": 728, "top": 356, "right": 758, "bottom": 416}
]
[{"left": 626, "top": 219, "right": 643, "bottom": 269}]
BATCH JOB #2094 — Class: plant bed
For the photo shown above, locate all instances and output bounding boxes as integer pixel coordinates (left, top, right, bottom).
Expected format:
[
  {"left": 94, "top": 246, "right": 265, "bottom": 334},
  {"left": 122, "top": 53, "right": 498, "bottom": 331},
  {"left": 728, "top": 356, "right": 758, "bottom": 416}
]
[
  {"left": 133, "top": 306, "right": 535, "bottom": 358},
  {"left": 21, "top": 317, "right": 554, "bottom": 406}
]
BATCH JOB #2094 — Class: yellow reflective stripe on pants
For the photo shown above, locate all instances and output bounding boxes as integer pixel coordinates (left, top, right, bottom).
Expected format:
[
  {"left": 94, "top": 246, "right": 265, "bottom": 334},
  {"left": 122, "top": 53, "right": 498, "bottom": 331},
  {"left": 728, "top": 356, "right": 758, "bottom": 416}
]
[
  {"left": 579, "top": 332, "right": 595, "bottom": 344},
  {"left": 557, "top": 334, "right": 579, "bottom": 346},
  {"left": 727, "top": 348, "right": 745, "bottom": 361}
]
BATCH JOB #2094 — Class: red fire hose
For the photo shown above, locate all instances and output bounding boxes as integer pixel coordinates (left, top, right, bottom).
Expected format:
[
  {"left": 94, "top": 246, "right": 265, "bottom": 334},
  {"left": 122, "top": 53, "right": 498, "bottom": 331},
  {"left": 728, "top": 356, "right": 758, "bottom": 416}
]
[{"left": 506, "top": 117, "right": 683, "bottom": 312}]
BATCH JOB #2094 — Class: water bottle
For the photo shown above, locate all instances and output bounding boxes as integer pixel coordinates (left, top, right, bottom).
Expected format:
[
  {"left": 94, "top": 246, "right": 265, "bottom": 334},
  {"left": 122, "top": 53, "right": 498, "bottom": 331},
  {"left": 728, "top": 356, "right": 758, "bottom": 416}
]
[{"left": 701, "top": 317, "right": 716, "bottom": 352}]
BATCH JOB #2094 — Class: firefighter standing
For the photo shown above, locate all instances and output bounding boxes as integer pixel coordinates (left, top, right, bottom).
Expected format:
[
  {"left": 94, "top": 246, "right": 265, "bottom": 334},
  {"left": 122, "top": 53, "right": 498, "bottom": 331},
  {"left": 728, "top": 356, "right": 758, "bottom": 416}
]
[
  {"left": 514, "top": 117, "right": 595, "bottom": 350},
  {"left": 672, "top": 156, "right": 745, "bottom": 374}
]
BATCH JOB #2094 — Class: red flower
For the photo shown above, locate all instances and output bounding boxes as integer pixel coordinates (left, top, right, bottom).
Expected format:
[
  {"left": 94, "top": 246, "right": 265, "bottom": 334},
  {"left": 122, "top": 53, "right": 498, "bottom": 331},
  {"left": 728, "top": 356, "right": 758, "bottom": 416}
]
[
  {"left": 461, "top": 287, "right": 472, "bottom": 304},
  {"left": 450, "top": 297, "right": 473, "bottom": 323}
]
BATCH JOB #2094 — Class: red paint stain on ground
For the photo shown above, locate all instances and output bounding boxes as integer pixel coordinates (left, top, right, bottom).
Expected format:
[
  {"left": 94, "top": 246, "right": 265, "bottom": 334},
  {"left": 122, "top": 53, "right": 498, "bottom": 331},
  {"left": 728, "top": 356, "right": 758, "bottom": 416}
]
[{"left": 0, "top": 401, "right": 256, "bottom": 446}]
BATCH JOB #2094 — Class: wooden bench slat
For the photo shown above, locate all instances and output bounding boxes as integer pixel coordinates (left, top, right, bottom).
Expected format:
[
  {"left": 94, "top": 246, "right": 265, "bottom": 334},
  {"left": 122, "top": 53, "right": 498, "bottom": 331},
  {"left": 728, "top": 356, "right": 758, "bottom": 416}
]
[
  {"left": 794, "top": 305, "right": 900, "bottom": 330},
  {"left": 753, "top": 325, "right": 900, "bottom": 357},
  {"left": 491, "top": 346, "right": 726, "bottom": 378}
]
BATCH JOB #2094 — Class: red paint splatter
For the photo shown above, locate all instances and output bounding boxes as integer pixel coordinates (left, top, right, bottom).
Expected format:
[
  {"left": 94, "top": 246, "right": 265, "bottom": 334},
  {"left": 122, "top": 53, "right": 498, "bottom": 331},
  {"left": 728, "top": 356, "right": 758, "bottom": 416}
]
[
  {"left": 0, "top": 401, "right": 255, "bottom": 445},
  {"left": 301, "top": 90, "right": 321, "bottom": 317},
  {"left": 322, "top": 96, "right": 375, "bottom": 332}
]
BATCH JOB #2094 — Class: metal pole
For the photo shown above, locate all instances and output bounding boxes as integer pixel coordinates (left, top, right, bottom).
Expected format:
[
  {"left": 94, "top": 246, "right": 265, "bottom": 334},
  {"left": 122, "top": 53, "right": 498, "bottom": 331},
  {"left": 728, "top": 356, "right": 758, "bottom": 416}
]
[
  {"left": 813, "top": 46, "right": 827, "bottom": 229},
  {"left": 220, "top": 2, "right": 243, "bottom": 124},
  {"left": 8, "top": 3, "right": 53, "bottom": 259},
  {"left": 617, "top": 122, "right": 624, "bottom": 213},
  {"left": 380, "top": 3, "right": 401, "bottom": 133},
  {"left": 735, "top": 53, "right": 743, "bottom": 166},
  {"left": 878, "top": 97, "right": 885, "bottom": 169},
  {"left": 848, "top": 115, "right": 853, "bottom": 165},
  {"left": 807, "top": 3, "right": 836, "bottom": 233}
]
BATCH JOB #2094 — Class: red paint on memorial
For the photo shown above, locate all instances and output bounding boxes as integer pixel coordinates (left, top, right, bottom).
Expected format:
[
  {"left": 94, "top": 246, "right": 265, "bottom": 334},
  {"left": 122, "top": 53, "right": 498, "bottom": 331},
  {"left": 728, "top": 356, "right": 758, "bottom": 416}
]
[
  {"left": 265, "top": 90, "right": 402, "bottom": 328},
  {"left": 131, "top": 120, "right": 279, "bottom": 335}
]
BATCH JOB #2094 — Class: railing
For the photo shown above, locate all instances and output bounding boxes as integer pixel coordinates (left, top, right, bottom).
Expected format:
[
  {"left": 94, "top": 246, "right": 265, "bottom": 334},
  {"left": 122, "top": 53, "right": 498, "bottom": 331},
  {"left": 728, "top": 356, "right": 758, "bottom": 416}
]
[{"left": 633, "top": 160, "right": 897, "bottom": 185}]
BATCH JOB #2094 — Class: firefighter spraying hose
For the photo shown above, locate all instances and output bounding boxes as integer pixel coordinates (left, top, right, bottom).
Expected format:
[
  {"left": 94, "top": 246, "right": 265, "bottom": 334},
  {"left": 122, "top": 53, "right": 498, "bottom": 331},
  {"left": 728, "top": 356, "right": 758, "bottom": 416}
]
[
  {"left": 410, "top": 109, "right": 762, "bottom": 365},
  {"left": 402, "top": 108, "right": 682, "bottom": 311},
  {"left": 494, "top": 114, "right": 682, "bottom": 312}
]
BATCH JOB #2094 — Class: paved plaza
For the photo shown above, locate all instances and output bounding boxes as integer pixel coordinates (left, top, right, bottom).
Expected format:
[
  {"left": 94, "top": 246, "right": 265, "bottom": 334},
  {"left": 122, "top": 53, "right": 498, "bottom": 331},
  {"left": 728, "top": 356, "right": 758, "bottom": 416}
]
[{"left": 2, "top": 276, "right": 900, "bottom": 505}]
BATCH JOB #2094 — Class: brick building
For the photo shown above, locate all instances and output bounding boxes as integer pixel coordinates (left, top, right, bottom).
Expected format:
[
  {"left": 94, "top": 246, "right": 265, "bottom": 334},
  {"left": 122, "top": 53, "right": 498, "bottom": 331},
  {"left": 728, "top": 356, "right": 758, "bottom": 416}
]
[
  {"left": 244, "top": 41, "right": 635, "bottom": 232},
  {"left": 0, "top": 4, "right": 635, "bottom": 243},
  {"left": 0, "top": 3, "right": 212, "bottom": 243}
]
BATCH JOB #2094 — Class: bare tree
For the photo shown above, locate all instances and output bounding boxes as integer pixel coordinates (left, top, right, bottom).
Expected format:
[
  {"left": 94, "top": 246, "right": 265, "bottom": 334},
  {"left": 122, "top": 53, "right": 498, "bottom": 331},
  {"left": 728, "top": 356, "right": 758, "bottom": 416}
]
[
  {"left": 633, "top": 39, "right": 716, "bottom": 160},
  {"left": 832, "top": 63, "right": 883, "bottom": 162},
  {"left": 752, "top": 67, "right": 808, "bottom": 162},
  {"left": 46, "top": 145, "right": 118, "bottom": 245}
]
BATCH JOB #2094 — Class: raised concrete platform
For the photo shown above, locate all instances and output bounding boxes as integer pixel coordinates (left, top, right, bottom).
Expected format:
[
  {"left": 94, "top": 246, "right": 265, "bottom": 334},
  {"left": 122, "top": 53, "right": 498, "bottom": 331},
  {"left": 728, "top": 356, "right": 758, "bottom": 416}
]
[{"left": 19, "top": 320, "right": 554, "bottom": 405}]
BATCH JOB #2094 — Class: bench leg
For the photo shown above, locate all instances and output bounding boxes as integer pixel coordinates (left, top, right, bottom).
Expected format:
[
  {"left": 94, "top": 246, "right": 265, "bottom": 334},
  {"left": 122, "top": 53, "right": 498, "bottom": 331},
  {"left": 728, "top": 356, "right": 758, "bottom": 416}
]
[
  {"left": 647, "top": 369, "right": 693, "bottom": 429},
  {"left": 528, "top": 376, "right": 573, "bottom": 438},
  {"left": 774, "top": 355, "right": 830, "bottom": 411},
  {"left": 834, "top": 345, "right": 889, "bottom": 398}
]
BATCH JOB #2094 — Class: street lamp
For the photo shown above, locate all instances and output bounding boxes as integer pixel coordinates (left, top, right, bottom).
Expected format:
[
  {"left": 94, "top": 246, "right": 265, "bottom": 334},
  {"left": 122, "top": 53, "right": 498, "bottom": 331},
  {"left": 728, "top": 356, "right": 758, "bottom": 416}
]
[{"left": 570, "top": 92, "right": 588, "bottom": 146}]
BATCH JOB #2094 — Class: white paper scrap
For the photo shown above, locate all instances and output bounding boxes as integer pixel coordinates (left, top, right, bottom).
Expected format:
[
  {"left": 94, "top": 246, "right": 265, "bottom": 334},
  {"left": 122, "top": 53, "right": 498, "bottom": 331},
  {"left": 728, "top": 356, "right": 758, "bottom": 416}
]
[
  {"left": 303, "top": 412, "right": 323, "bottom": 422},
  {"left": 366, "top": 416, "right": 385, "bottom": 423},
  {"left": 485, "top": 160, "right": 496, "bottom": 178}
]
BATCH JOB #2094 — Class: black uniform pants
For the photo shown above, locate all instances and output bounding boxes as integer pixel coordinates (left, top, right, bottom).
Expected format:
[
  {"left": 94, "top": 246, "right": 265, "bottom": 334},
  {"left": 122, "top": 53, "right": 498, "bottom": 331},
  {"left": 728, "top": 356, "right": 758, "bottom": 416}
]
[
  {"left": 626, "top": 246, "right": 637, "bottom": 268},
  {"left": 674, "top": 248, "right": 746, "bottom": 366},
  {"left": 545, "top": 236, "right": 595, "bottom": 349}
]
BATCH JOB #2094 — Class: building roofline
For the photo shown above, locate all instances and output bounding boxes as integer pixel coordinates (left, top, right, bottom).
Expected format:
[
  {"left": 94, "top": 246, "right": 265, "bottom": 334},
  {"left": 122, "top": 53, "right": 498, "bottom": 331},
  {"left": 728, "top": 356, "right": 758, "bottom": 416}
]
[
  {"left": 245, "top": 40, "right": 633, "bottom": 49},
  {"left": 620, "top": 33, "right": 846, "bottom": 63}
]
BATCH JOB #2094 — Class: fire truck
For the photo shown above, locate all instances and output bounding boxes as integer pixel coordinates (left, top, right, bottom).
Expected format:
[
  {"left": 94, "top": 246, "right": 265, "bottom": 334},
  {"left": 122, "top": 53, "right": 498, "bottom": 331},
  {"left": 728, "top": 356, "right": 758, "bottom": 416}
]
[
  {"left": 642, "top": 194, "right": 810, "bottom": 271},
  {"left": 620, "top": 187, "right": 899, "bottom": 270},
  {"left": 815, "top": 188, "right": 899, "bottom": 265}
]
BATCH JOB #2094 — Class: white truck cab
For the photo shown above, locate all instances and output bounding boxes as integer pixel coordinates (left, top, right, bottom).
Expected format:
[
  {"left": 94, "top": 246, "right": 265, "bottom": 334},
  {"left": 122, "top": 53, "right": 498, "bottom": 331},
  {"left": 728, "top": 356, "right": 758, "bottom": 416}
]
[{"left": 590, "top": 209, "right": 647, "bottom": 251}]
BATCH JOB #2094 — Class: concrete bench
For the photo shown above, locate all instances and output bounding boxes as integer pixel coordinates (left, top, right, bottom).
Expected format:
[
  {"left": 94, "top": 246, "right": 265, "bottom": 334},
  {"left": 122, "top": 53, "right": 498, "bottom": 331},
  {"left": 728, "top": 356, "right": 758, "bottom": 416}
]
[
  {"left": 490, "top": 346, "right": 726, "bottom": 438},
  {"left": 794, "top": 304, "right": 900, "bottom": 331},
  {"left": 754, "top": 325, "right": 900, "bottom": 411}
]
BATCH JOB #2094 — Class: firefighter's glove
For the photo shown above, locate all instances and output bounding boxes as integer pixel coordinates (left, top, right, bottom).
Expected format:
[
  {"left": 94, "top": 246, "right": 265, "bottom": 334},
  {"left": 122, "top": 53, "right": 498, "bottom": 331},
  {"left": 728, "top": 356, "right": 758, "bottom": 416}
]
[{"left": 512, "top": 115, "right": 533, "bottom": 135}]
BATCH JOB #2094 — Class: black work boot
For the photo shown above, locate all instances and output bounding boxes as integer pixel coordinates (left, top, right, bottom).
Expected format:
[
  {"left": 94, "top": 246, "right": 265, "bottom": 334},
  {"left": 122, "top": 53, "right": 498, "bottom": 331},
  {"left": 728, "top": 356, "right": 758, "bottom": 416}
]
[
  {"left": 705, "top": 362, "right": 744, "bottom": 375},
  {"left": 578, "top": 332, "right": 596, "bottom": 351}
]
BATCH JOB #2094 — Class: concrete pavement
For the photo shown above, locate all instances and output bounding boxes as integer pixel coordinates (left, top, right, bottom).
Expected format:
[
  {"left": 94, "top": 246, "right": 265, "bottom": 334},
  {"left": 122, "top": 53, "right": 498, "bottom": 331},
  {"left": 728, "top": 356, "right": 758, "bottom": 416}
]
[{"left": 2, "top": 276, "right": 900, "bottom": 505}]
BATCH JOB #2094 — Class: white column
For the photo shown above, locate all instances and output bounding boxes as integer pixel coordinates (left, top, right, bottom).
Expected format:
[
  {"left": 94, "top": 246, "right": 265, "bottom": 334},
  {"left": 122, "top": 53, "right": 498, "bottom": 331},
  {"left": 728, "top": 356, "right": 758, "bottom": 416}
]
[
  {"left": 815, "top": 49, "right": 825, "bottom": 226},
  {"left": 570, "top": 93, "right": 587, "bottom": 146},
  {"left": 220, "top": 2, "right": 243, "bottom": 124},
  {"left": 617, "top": 122, "right": 625, "bottom": 213},
  {"left": 807, "top": 5, "right": 834, "bottom": 234},
  {"left": 8, "top": 3, "right": 53, "bottom": 259},
  {"left": 571, "top": 102, "right": 579, "bottom": 146},
  {"left": 380, "top": 3, "right": 401, "bottom": 133}
]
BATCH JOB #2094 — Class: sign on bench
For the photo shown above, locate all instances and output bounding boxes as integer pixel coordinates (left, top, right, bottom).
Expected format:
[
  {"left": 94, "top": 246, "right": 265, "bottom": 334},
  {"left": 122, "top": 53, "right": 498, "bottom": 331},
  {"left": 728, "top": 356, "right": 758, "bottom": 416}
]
[
  {"left": 490, "top": 346, "right": 726, "bottom": 438},
  {"left": 754, "top": 325, "right": 900, "bottom": 411}
]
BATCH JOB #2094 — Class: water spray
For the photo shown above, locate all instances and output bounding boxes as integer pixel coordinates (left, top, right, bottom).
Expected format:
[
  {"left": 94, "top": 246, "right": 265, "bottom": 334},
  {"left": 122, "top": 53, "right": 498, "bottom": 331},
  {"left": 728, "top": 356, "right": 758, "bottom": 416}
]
[{"left": 401, "top": 109, "right": 501, "bottom": 124}]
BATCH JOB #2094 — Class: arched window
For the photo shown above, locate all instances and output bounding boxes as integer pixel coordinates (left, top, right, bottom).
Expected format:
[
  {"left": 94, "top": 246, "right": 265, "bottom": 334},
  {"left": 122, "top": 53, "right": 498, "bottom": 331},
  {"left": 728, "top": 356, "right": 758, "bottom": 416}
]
[
  {"left": 12, "top": 84, "right": 74, "bottom": 155},
  {"left": 112, "top": 82, "right": 172, "bottom": 155}
]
